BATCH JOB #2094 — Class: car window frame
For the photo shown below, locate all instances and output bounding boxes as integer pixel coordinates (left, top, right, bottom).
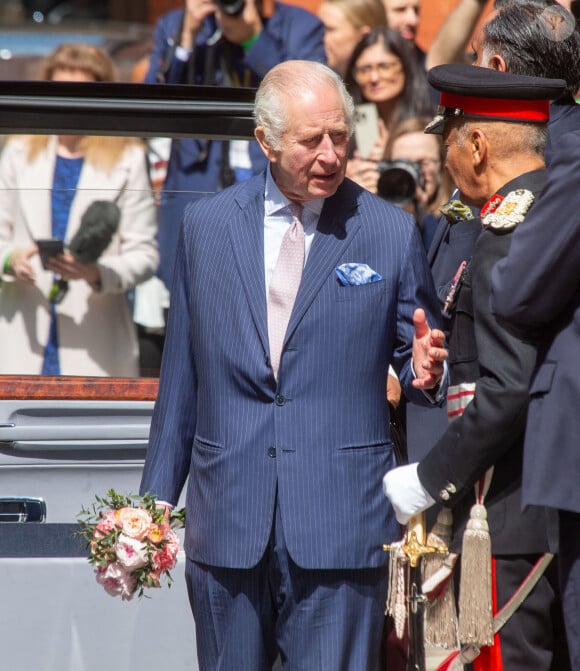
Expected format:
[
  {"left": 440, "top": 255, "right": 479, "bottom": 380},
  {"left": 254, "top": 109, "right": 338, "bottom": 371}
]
[{"left": 0, "top": 79, "right": 257, "bottom": 400}]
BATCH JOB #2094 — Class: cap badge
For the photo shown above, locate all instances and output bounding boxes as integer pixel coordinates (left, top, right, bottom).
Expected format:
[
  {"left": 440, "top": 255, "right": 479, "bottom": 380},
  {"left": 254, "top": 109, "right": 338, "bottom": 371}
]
[{"left": 424, "top": 114, "right": 445, "bottom": 133}]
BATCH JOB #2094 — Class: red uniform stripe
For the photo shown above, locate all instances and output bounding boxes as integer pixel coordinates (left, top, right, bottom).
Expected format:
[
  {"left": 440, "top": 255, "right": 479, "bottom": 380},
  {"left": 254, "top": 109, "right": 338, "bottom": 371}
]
[
  {"left": 440, "top": 92, "right": 549, "bottom": 122},
  {"left": 473, "top": 558, "right": 504, "bottom": 671}
]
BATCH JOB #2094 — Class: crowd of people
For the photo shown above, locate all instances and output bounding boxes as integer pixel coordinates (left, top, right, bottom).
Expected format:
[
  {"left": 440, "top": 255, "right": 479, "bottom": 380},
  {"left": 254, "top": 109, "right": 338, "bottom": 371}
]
[
  {"left": 0, "top": 0, "right": 451, "bottom": 379},
  {"left": 2, "top": 0, "right": 580, "bottom": 669}
]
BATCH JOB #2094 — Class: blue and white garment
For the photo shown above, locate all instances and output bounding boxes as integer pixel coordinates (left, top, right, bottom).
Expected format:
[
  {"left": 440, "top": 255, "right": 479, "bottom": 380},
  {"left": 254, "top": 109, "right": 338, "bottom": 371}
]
[{"left": 335, "top": 262, "right": 382, "bottom": 286}]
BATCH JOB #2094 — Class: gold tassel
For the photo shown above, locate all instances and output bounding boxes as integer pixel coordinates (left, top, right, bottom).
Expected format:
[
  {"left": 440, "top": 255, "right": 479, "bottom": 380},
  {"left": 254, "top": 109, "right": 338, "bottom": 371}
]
[
  {"left": 385, "top": 540, "right": 408, "bottom": 639},
  {"left": 457, "top": 503, "right": 494, "bottom": 647},
  {"left": 423, "top": 508, "right": 459, "bottom": 649}
]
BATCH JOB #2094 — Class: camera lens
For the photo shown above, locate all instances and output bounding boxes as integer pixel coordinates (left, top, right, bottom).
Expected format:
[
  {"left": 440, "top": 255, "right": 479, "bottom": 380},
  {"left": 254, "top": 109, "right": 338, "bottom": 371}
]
[
  {"left": 216, "top": 0, "right": 245, "bottom": 15},
  {"left": 377, "top": 159, "right": 421, "bottom": 206}
]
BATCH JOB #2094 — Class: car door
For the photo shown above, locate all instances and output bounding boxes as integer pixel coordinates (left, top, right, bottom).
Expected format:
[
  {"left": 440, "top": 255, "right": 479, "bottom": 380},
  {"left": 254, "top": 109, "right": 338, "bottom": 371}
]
[{"left": 0, "top": 81, "right": 255, "bottom": 671}]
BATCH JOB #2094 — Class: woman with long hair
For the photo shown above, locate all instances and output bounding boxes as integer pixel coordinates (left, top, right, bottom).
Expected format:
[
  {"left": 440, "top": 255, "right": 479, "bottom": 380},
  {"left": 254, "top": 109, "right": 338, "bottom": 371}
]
[
  {"left": 344, "top": 28, "right": 433, "bottom": 193},
  {"left": 0, "top": 43, "right": 158, "bottom": 376}
]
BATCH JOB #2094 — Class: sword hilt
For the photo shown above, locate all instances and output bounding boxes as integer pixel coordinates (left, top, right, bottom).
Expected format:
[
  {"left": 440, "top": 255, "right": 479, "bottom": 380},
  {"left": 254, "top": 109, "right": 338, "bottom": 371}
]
[{"left": 383, "top": 512, "right": 448, "bottom": 567}]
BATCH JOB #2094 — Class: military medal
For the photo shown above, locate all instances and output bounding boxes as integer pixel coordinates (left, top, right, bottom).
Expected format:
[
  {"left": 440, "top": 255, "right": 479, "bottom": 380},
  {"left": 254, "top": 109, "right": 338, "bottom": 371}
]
[{"left": 442, "top": 260, "right": 468, "bottom": 318}]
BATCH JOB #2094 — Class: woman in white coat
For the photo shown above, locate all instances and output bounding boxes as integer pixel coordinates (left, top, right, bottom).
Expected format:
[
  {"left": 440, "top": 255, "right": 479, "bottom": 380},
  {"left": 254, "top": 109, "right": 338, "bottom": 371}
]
[{"left": 0, "top": 44, "right": 158, "bottom": 376}]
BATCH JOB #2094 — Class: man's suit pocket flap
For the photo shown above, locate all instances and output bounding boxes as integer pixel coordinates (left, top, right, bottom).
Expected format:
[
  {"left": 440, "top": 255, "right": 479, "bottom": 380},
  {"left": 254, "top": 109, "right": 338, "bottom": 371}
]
[
  {"left": 194, "top": 435, "right": 224, "bottom": 451},
  {"left": 337, "top": 439, "right": 392, "bottom": 452},
  {"left": 529, "top": 362, "right": 556, "bottom": 396},
  {"left": 335, "top": 278, "right": 386, "bottom": 301}
]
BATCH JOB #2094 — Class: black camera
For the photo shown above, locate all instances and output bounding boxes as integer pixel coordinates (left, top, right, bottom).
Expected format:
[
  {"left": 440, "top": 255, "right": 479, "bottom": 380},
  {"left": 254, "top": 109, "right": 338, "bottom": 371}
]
[
  {"left": 215, "top": 0, "right": 245, "bottom": 16},
  {"left": 377, "top": 159, "right": 422, "bottom": 206}
]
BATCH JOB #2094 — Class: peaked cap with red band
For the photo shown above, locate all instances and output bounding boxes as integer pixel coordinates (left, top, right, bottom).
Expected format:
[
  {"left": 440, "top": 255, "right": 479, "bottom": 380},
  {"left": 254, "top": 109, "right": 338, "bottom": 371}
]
[{"left": 424, "top": 63, "right": 566, "bottom": 134}]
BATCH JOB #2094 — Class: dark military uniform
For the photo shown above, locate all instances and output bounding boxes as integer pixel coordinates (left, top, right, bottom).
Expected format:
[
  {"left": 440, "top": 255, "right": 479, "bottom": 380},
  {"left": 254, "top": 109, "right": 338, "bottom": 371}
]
[
  {"left": 419, "top": 170, "right": 555, "bottom": 554},
  {"left": 417, "top": 170, "right": 568, "bottom": 670},
  {"left": 413, "top": 64, "right": 571, "bottom": 670}
]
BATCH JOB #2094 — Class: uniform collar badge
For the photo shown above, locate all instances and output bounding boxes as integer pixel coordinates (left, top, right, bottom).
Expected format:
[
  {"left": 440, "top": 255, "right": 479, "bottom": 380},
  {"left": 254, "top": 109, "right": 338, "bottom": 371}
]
[{"left": 481, "top": 189, "right": 535, "bottom": 231}]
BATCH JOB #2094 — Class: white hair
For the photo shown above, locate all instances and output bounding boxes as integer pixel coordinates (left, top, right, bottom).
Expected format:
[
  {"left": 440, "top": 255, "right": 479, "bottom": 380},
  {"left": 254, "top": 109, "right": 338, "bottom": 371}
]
[{"left": 254, "top": 60, "right": 355, "bottom": 150}]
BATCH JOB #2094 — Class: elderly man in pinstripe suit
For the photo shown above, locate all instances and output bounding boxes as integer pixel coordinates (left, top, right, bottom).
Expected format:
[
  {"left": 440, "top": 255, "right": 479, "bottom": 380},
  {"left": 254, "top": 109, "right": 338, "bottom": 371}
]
[{"left": 140, "top": 59, "right": 447, "bottom": 671}]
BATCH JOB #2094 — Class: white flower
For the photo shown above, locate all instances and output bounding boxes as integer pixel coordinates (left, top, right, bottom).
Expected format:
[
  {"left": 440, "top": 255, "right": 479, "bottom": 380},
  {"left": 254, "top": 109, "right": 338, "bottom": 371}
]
[
  {"left": 115, "top": 534, "right": 149, "bottom": 570},
  {"left": 96, "top": 562, "right": 137, "bottom": 600}
]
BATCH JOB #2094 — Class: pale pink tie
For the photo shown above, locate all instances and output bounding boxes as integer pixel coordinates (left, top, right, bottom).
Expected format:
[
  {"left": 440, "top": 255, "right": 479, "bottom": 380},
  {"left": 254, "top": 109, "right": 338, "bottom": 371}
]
[{"left": 267, "top": 203, "right": 304, "bottom": 380}]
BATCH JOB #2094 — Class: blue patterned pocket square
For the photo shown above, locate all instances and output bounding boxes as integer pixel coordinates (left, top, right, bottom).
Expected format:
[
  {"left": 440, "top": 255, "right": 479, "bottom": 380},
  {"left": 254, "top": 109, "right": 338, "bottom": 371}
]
[{"left": 335, "top": 263, "right": 382, "bottom": 286}]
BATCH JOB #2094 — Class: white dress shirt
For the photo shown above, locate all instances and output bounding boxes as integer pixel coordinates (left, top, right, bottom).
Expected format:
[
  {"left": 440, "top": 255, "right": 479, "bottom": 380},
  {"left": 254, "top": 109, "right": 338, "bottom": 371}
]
[{"left": 264, "top": 166, "right": 322, "bottom": 292}]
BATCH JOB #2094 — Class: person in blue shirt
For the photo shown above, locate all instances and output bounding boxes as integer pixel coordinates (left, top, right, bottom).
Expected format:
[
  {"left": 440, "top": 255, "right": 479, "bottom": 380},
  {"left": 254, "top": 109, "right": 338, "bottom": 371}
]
[{"left": 144, "top": 0, "right": 326, "bottom": 289}]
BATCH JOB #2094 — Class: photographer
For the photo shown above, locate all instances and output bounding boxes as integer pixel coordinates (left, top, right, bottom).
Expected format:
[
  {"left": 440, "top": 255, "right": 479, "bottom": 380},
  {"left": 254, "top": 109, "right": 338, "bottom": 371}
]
[
  {"left": 379, "top": 116, "right": 452, "bottom": 251},
  {"left": 144, "top": 0, "right": 325, "bottom": 289}
]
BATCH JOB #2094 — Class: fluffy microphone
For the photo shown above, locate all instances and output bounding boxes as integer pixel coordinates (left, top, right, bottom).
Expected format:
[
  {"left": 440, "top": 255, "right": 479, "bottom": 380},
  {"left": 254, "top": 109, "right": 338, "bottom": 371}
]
[{"left": 68, "top": 200, "right": 121, "bottom": 263}]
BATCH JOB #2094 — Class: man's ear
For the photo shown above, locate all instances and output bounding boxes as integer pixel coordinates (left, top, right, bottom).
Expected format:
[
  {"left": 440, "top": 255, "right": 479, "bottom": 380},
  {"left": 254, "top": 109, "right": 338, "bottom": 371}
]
[
  {"left": 254, "top": 126, "right": 278, "bottom": 162},
  {"left": 487, "top": 54, "right": 507, "bottom": 72},
  {"left": 471, "top": 128, "right": 487, "bottom": 167}
]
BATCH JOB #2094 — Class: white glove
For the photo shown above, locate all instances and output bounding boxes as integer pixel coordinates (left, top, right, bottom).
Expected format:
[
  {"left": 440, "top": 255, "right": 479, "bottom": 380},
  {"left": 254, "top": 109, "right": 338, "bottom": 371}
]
[{"left": 382, "top": 462, "right": 436, "bottom": 525}]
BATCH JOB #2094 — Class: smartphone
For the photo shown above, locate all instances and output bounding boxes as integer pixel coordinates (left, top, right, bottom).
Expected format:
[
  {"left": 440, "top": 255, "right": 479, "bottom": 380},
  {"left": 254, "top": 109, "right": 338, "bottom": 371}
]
[
  {"left": 354, "top": 103, "right": 380, "bottom": 159},
  {"left": 36, "top": 238, "right": 64, "bottom": 269}
]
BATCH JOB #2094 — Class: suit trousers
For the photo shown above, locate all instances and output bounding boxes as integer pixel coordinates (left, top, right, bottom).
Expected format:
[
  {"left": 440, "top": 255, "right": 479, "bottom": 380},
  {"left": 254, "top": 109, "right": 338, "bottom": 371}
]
[
  {"left": 185, "top": 497, "right": 389, "bottom": 671},
  {"left": 559, "top": 511, "right": 580, "bottom": 671}
]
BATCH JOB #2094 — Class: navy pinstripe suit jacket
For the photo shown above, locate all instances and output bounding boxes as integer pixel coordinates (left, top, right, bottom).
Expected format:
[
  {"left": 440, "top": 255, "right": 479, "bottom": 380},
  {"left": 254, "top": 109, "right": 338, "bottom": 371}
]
[{"left": 140, "top": 172, "right": 443, "bottom": 570}]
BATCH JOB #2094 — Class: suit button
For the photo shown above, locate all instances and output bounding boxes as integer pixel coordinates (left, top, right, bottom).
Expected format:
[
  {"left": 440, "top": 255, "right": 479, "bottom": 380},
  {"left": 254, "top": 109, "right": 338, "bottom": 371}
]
[
  {"left": 268, "top": 447, "right": 276, "bottom": 458},
  {"left": 275, "top": 395, "right": 286, "bottom": 406},
  {"left": 440, "top": 490, "right": 450, "bottom": 501}
]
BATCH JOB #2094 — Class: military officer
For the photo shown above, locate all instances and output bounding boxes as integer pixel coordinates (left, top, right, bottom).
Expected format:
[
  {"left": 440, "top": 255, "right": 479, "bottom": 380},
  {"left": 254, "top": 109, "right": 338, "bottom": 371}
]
[{"left": 383, "top": 63, "right": 570, "bottom": 670}]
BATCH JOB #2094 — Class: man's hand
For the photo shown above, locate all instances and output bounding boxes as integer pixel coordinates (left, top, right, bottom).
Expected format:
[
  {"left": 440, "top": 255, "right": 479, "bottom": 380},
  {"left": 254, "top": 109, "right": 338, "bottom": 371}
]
[
  {"left": 383, "top": 463, "right": 435, "bottom": 525},
  {"left": 156, "top": 503, "right": 173, "bottom": 519},
  {"left": 411, "top": 307, "right": 447, "bottom": 390},
  {"left": 182, "top": 0, "right": 217, "bottom": 48},
  {"left": 217, "top": 0, "right": 263, "bottom": 45}
]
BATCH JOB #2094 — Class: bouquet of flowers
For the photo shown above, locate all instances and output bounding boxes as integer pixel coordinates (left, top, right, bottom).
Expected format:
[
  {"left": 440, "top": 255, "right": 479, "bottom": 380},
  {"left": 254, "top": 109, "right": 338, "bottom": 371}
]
[{"left": 77, "top": 489, "right": 185, "bottom": 600}]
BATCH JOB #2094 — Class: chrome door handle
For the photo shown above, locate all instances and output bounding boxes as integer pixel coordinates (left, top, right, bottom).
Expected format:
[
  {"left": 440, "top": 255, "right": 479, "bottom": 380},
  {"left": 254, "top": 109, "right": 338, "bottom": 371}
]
[{"left": 0, "top": 497, "right": 46, "bottom": 522}]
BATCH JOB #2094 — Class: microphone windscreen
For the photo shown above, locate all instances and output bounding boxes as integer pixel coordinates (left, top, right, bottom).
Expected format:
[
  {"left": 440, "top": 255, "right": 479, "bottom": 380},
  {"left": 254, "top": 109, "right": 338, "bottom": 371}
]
[{"left": 68, "top": 201, "right": 121, "bottom": 263}]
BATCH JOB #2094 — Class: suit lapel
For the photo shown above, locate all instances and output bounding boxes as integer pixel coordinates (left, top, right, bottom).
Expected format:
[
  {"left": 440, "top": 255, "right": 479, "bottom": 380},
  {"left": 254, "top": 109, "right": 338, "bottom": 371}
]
[
  {"left": 427, "top": 216, "right": 448, "bottom": 265},
  {"left": 227, "top": 177, "right": 361, "bottom": 356},
  {"left": 286, "top": 181, "right": 360, "bottom": 339},
  {"left": 227, "top": 176, "right": 270, "bottom": 355}
]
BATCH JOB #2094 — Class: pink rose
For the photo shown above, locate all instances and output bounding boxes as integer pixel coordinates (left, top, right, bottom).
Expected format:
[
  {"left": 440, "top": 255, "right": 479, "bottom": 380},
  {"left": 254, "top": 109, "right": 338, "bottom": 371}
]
[
  {"left": 152, "top": 528, "right": 179, "bottom": 572},
  {"left": 115, "top": 534, "right": 149, "bottom": 570},
  {"left": 96, "top": 562, "right": 137, "bottom": 600},
  {"left": 116, "top": 507, "right": 152, "bottom": 540},
  {"left": 94, "top": 510, "right": 116, "bottom": 539},
  {"left": 164, "top": 528, "right": 180, "bottom": 557},
  {"left": 152, "top": 546, "right": 177, "bottom": 573}
]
